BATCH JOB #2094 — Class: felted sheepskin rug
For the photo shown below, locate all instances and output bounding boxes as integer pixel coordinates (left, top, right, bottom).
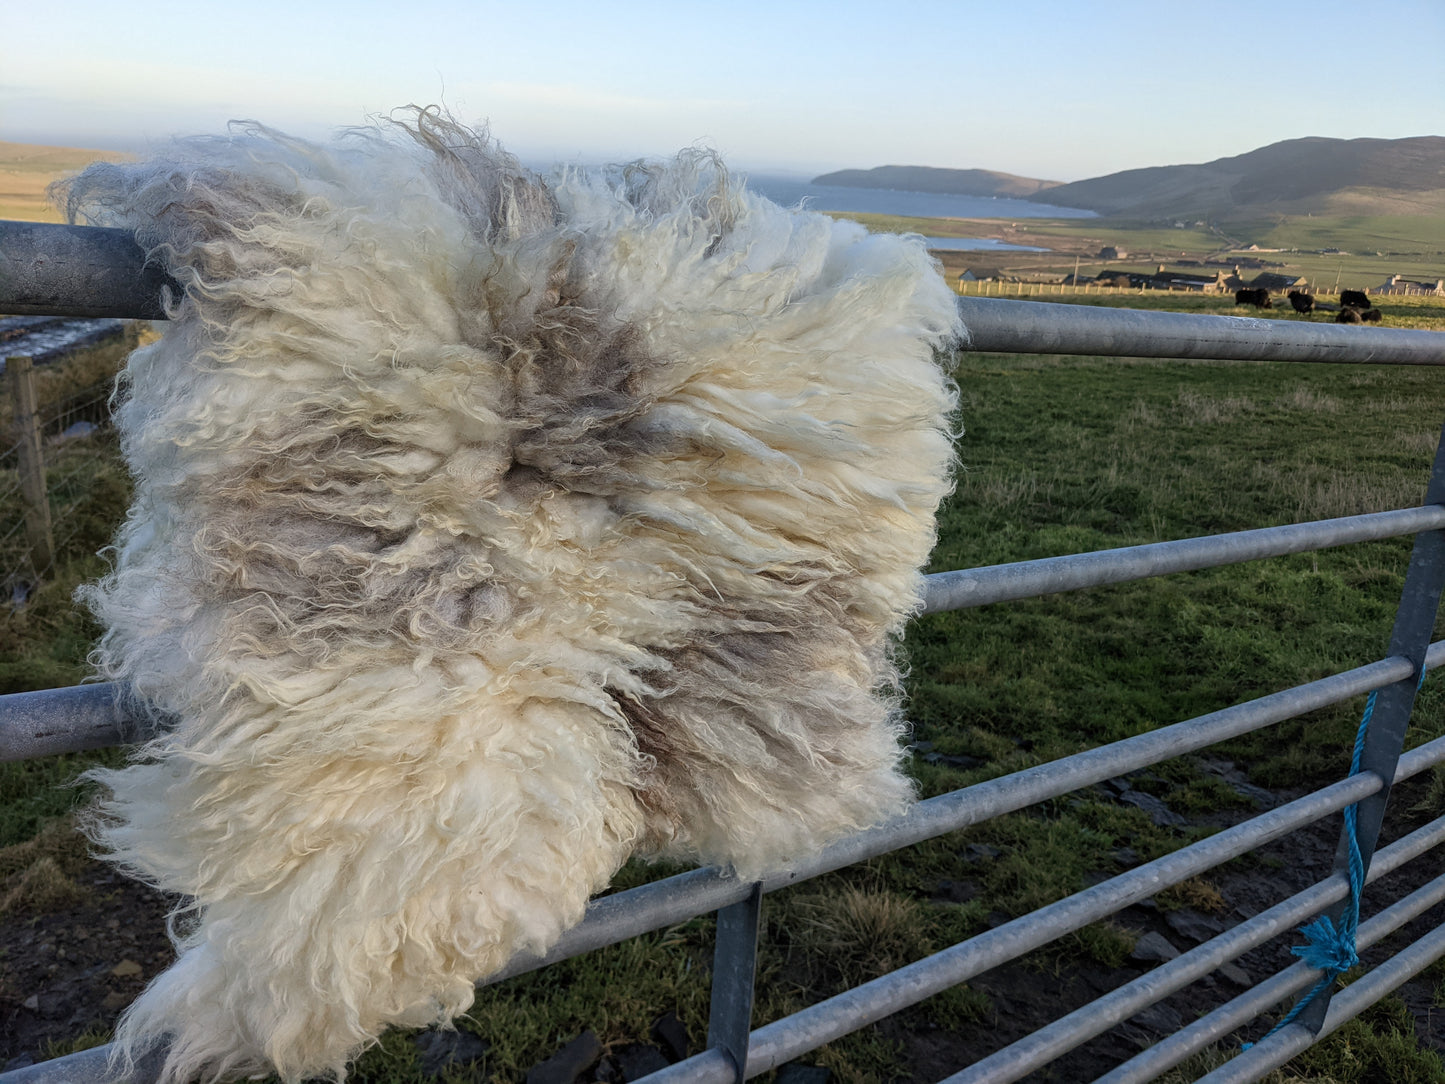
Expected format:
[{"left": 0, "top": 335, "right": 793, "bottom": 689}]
[{"left": 63, "top": 109, "right": 960, "bottom": 1083}]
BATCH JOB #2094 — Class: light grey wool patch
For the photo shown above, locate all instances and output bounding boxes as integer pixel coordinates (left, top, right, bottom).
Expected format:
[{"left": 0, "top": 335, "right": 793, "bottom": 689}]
[{"left": 63, "top": 109, "right": 961, "bottom": 1083}]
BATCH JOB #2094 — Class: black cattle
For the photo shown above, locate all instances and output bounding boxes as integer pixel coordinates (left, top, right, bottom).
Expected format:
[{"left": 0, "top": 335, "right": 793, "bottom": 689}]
[
  {"left": 1336, "top": 307, "right": 1363, "bottom": 324},
  {"left": 1361, "top": 308, "right": 1383, "bottom": 323},
  {"left": 1235, "top": 288, "right": 1271, "bottom": 308},
  {"left": 1340, "top": 289, "right": 1370, "bottom": 309},
  {"left": 1287, "top": 290, "right": 1314, "bottom": 314}
]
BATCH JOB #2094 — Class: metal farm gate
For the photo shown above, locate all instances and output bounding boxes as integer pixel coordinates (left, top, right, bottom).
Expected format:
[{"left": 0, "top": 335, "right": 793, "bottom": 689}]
[{"left": 2, "top": 220, "right": 1444, "bottom": 1084}]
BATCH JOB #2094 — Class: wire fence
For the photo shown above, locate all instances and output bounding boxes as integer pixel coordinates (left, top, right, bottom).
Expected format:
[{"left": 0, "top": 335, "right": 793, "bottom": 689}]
[{"left": 0, "top": 371, "right": 121, "bottom": 599}]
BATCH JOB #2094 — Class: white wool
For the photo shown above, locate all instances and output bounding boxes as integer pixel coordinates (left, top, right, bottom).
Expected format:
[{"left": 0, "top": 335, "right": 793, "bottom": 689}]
[{"left": 63, "top": 111, "right": 960, "bottom": 1082}]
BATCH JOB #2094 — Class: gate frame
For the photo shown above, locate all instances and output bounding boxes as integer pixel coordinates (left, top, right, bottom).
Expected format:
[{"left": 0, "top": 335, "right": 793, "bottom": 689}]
[{"left": 2, "top": 221, "right": 1445, "bottom": 1084}]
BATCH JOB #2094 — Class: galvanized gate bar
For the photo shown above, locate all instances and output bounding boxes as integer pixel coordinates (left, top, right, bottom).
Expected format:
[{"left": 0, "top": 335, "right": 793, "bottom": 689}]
[
  {"left": 939, "top": 811, "right": 1445, "bottom": 1084},
  {"left": 1392, "top": 730, "right": 1445, "bottom": 781},
  {"left": 706, "top": 883, "right": 763, "bottom": 1083},
  {"left": 1194, "top": 909, "right": 1445, "bottom": 1084},
  {"left": 955, "top": 295, "right": 1445, "bottom": 365},
  {"left": 494, "top": 650, "right": 1436, "bottom": 987},
  {"left": 641, "top": 772, "right": 1386, "bottom": 1084},
  {"left": 1097, "top": 864, "right": 1445, "bottom": 1084},
  {"left": 0, "top": 635, "right": 1407, "bottom": 1084},
  {"left": 30, "top": 746, "right": 1414, "bottom": 1082},
  {"left": 7, "top": 552, "right": 1439, "bottom": 763},
  {"left": 0, "top": 683, "right": 148, "bottom": 760},
  {"left": 1291, "top": 422, "right": 1445, "bottom": 1036},
  {"left": 0, "top": 220, "right": 177, "bottom": 320},
  {"left": 758, "top": 735, "right": 1445, "bottom": 1083},
  {"left": 738, "top": 774, "right": 1404, "bottom": 1079},
  {"left": 6, "top": 221, "right": 1445, "bottom": 366},
  {"left": 922, "top": 507, "right": 1445, "bottom": 612},
  {"left": 1, "top": 1041, "right": 164, "bottom": 1084},
  {"left": 641, "top": 735, "right": 1445, "bottom": 1084},
  {"left": 488, "top": 865, "right": 752, "bottom": 984},
  {"left": 811, "top": 653, "right": 1435, "bottom": 892}
]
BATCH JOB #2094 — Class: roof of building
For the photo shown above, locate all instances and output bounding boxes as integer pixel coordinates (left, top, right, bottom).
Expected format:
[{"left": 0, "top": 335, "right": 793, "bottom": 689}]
[{"left": 1250, "top": 273, "right": 1306, "bottom": 291}]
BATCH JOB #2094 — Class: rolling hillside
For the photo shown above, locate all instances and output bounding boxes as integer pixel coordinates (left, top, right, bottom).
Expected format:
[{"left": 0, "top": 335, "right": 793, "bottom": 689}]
[
  {"left": 810, "top": 164, "right": 1062, "bottom": 199},
  {"left": 816, "top": 137, "right": 1445, "bottom": 222},
  {"left": 0, "top": 142, "right": 134, "bottom": 222},
  {"left": 1032, "top": 136, "right": 1445, "bottom": 220}
]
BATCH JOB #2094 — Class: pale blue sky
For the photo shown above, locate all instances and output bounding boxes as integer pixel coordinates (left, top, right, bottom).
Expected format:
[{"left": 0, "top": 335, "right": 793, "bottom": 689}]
[{"left": 3, "top": 0, "right": 1442, "bottom": 180}]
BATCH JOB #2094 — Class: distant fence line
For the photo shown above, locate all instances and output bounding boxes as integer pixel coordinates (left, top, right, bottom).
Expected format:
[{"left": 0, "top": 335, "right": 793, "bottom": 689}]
[
  {"left": 957, "top": 281, "right": 1151, "bottom": 298},
  {"left": 1370, "top": 286, "right": 1445, "bottom": 297},
  {"left": 1, "top": 361, "right": 120, "bottom": 597}
]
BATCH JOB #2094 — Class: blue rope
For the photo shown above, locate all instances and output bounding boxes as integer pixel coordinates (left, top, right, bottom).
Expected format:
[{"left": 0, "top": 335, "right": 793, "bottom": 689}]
[{"left": 1244, "top": 665, "right": 1429, "bottom": 1049}]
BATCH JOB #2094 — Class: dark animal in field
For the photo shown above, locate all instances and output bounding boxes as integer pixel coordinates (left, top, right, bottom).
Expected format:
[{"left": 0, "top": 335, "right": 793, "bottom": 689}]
[
  {"left": 1337, "top": 307, "right": 1363, "bottom": 323},
  {"left": 1361, "top": 308, "right": 1383, "bottom": 322},
  {"left": 1340, "top": 290, "right": 1370, "bottom": 309},
  {"left": 1287, "top": 290, "right": 1314, "bottom": 315},
  {"left": 1235, "top": 288, "right": 1271, "bottom": 308}
]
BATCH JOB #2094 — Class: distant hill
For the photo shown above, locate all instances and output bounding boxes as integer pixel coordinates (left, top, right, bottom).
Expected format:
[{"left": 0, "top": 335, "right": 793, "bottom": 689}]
[
  {"left": 1030, "top": 136, "right": 1445, "bottom": 220},
  {"left": 817, "top": 137, "right": 1445, "bottom": 222},
  {"left": 811, "top": 165, "right": 1062, "bottom": 199},
  {"left": 0, "top": 141, "right": 134, "bottom": 223}
]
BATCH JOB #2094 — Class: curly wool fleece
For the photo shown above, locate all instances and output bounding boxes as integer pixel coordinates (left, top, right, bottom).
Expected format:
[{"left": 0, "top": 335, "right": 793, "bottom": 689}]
[{"left": 64, "top": 112, "right": 960, "bottom": 1082}]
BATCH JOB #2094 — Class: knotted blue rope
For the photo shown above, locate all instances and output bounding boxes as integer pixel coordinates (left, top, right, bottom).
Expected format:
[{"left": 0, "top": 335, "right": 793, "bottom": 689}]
[{"left": 1245, "top": 666, "right": 1428, "bottom": 1048}]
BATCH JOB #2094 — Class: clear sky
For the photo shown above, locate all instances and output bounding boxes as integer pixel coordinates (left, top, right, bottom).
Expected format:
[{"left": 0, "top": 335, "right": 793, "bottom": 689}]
[{"left": 3, "top": 0, "right": 1442, "bottom": 181}]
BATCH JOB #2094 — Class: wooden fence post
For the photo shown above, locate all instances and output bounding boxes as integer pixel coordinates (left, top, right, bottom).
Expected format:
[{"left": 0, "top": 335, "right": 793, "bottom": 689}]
[{"left": 6, "top": 354, "right": 55, "bottom": 575}]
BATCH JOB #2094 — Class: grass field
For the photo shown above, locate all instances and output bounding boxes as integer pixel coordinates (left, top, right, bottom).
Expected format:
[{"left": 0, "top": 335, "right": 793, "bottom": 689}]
[
  {"left": 832, "top": 210, "right": 1445, "bottom": 298},
  {"left": 3, "top": 297, "right": 1445, "bottom": 1079},
  {"left": 948, "top": 288, "right": 1445, "bottom": 335},
  {"left": 0, "top": 142, "right": 132, "bottom": 223}
]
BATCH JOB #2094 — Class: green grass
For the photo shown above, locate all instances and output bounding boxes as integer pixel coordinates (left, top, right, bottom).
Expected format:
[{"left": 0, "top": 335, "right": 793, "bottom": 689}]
[
  {"left": 959, "top": 287, "right": 1445, "bottom": 331},
  {"left": 1249, "top": 213, "right": 1445, "bottom": 256},
  {"left": 1, "top": 349, "right": 135, "bottom": 849},
  {"left": 1003, "top": 217, "right": 1225, "bottom": 253},
  {"left": 821, "top": 211, "right": 1030, "bottom": 239},
  {"left": 6, "top": 300, "right": 1445, "bottom": 1080},
  {"left": 836, "top": 209, "right": 1445, "bottom": 295},
  {"left": 830, "top": 211, "right": 1223, "bottom": 255},
  {"left": 1160, "top": 995, "right": 1445, "bottom": 1083},
  {"left": 916, "top": 350, "right": 1445, "bottom": 787}
]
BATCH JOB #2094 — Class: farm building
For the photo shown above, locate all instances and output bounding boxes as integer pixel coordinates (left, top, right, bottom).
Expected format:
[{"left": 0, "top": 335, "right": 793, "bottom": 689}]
[
  {"left": 1150, "top": 267, "right": 1229, "bottom": 293},
  {"left": 1377, "top": 274, "right": 1445, "bottom": 295},
  {"left": 1094, "top": 269, "right": 1155, "bottom": 289},
  {"left": 1248, "top": 272, "right": 1308, "bottom": 293},
  {"left": 958, "top": 267, "right": 1011, "bottom": 283},
  {"left": 1093, "top": 269, "right": 1130, "bottom": 287}
]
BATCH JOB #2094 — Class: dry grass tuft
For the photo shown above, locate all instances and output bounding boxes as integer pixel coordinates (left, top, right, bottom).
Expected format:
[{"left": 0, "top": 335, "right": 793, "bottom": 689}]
[
  {"left": 1277, "top": 386, "right": 1343, "bottom": 414},
  {"left": 1, "top": 855, "right": 87, "bottom": 916},
  {"left": 963, "top": 468, "right": 1046, "bottom": 511},
  {"left": 1175, "top": 388, "right": 1256, "bottom": 425},
  {"left": 1391, "top": 428, "right": 1442, "bottom": 458},
  {"left": 1409, "top": 764, "right": 1445, "bottom": 817},
  {"left": 0, "top": 814, "right": 92, "bottom": 917},
  {"left": 788, "top": 885, "right": 933, "bottom": 988},
  {"left": 1286, "top": 474, "right": 1427, "bottom": 521},
  {"left": 1157, "top": 876, "right": 1228, "bottom": 915}
]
